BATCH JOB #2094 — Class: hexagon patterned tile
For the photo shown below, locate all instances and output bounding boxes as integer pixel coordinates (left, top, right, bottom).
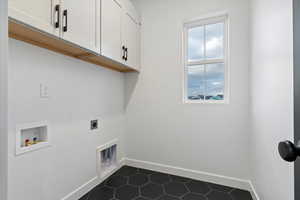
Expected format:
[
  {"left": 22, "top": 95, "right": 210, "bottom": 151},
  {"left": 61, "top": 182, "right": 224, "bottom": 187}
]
[{"left": 79, "top": 166, "right": 253, "bottom": 200}]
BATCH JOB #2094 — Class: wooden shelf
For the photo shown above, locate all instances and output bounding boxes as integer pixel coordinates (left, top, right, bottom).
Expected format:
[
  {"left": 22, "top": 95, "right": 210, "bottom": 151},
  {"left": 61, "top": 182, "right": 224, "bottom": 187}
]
[{"left": 8, "top": 19, "right": 137, "bottom": 73}]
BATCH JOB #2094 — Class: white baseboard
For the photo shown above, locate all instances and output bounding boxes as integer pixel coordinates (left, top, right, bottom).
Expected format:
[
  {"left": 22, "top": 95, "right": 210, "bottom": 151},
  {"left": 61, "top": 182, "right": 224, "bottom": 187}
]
[
  {"left": 61, "top": 157, "right": 260, "bottom": 200},
  {"left": 61, "top": 176, "right": 100, "bottom": 200},
  {"left": 61, "top": 158, "right": 126, "bottom": 200},
  {"left": 249, "top": 181, "right": 260, "bottom": 200},
  {"left": 125, "top": 158, "right": 253, "bottom": 192}
]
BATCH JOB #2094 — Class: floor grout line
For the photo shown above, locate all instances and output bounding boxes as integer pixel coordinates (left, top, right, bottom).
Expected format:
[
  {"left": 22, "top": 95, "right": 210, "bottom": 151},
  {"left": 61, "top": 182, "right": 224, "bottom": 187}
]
[{"left": 79, "top": 165, "right": 253, "bottom": 200}]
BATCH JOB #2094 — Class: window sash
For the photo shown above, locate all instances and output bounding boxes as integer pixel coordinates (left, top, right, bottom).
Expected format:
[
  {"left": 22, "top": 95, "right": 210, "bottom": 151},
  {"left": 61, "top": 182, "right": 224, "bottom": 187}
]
[
  {"left": 183, "top": 14, "right": 228, "bottom": 103},
  {"left": 186, "top": 21, "right": 226, "bottom": 65},
  {"left": 185, "top": 62, "right": 225, "bottom": 101},
  {"left": 186, "top": 59, "right": 225, "bottom": 66},
  {"left": 184, "top": 15, "right": 228, "bottom": 29}
]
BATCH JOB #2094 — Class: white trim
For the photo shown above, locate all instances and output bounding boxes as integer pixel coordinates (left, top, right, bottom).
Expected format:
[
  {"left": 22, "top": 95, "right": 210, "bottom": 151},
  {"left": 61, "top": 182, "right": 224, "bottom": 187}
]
[
  {"left": 249, "top": 181, "right": 260, "bottom": 200},
  {"left": 61, "top": 177, "right": 99, "bottom": 200},
  {"left": 188, "top": 59, "right": 225, "bottom": 66},
  {"left": 182, "top": 13, "right": 230, "bottom": 104},
  {"left": 60, "top": 157, "right": 260, "bottom": 200},
  {"left": 96, "top": 139, "right": 119, "bottom": 179},
  {"left": 15, "top": 121, "right": 51, "bottom": 155},
  {"left": 183, "top": 11, "right": 229, "bottom": 27},
  {"left": 96, "top": 139, "right": 118, "bottom": 152},
  {"left": 124, "top": 158, "right": 253, "bottom": 191},
  {"left": 61, "top": 158, "right": 126, "bottom": 200},
  {"left": 0, "top": 0, "right": 8, "bottom": 198},
  {"left": 184, "top": 99, "right": 228, "bottom": 105}
]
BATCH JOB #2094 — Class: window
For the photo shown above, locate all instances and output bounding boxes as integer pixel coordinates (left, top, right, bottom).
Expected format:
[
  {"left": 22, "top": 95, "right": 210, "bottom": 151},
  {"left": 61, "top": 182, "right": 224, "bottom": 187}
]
[{"left": 183, "top": 15, "right": 228, "bottom": 103}]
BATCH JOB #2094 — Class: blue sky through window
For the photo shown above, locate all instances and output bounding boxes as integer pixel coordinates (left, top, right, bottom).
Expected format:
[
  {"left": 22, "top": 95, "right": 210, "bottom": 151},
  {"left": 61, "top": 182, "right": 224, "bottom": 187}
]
[{"left": 186, "top": 21, "right": 225, "bottom": 101}]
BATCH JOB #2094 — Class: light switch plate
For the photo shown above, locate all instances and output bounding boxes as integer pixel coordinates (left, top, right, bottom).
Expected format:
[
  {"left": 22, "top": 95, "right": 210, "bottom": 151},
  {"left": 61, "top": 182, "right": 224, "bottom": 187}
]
[{"left": 40, "top": 84, "right": 50, "bottom": 98}]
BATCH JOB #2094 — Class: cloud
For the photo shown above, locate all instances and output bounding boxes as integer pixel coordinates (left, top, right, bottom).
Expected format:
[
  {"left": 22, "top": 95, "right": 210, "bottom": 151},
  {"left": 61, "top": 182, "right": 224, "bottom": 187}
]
[
  {"left": 186, "top": 22, "right": 225, "bottom": 97},
  {"left": 187, "top": 22, "right": 224, "bottom": 61}
]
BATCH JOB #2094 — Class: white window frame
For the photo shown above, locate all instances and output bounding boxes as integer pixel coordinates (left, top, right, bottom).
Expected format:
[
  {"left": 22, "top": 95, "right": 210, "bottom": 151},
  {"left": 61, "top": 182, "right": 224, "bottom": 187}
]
[{"left": 183, "top": 14, "right": 229, "bottom": 104}]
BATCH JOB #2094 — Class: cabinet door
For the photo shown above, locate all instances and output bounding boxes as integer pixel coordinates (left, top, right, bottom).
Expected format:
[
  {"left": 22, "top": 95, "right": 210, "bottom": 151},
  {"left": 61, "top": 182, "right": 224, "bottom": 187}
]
[
  {"left": 123, "top": 12, "right": 140, "bottom": 70},
  {"left": 61, "top": 0, "right": 100, "bottom": 53},
  {"left": 9, "top": 0, "right": 60, "bottom": 36},
  {"left": 101, "top": 0, "right": 123, "bottom": 63}
]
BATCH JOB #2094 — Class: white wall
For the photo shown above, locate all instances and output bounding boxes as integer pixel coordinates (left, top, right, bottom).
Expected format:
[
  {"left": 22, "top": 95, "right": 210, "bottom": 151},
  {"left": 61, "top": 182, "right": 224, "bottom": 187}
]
[
  {"left": 0, "top": 0, "right": 8, "bottom": 200},
  {"left": 7, "top": 39, "right": 126, "bottom": 200},
  {"left": 126, "top": 0, "right": 251, "bottom": 180},
  {"left": 250, "top": 0, "right": 294, "bottom": 199}
]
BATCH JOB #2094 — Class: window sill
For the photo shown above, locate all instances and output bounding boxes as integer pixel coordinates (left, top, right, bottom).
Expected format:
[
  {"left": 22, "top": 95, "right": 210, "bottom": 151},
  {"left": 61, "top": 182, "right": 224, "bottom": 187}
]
[{"left": 183, "top": 100, "right": 229, "bottom": 104}]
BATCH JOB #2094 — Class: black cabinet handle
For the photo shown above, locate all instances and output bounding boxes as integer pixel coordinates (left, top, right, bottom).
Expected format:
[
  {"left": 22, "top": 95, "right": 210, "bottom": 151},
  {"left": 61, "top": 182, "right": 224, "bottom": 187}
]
[
  {"left": 125, "top": 47, "right": 128, "bottom": 61},
  {"left": 54, "top": 5, "right": 60, "bottom": 28},
  {"left": 122, "top": 46, "right": 126, "bottom": 60},
  {"left": 63, "top": 9, "right": 68, "bottom": 32}
]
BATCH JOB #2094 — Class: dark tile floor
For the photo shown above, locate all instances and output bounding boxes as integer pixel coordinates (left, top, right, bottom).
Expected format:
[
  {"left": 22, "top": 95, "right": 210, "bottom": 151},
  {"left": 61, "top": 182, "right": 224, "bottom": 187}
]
[{"left": 79, "top": 166, "right": 253, "bottom": 200}]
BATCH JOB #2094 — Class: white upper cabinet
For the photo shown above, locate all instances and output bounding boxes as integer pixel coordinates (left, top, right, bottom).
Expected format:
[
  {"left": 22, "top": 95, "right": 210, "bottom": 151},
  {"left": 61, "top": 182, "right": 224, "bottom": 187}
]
[
  {"left": 122, "top": 12, "right": 140, "bottom": 70},
  {"left": 8, "top": 0, "right": 141, "bottom": 71},
  {"left": 101, "top": 0, "right": 141, "bottom": 70},
  {"left": 101, "top": 0, "right": 123, "bottom": 63},
  {"left": 9, "top": 0, "right": 60, "bottom": 36},
  {"left": 61, "top": 0, "right": 100, "bottom": 53}
]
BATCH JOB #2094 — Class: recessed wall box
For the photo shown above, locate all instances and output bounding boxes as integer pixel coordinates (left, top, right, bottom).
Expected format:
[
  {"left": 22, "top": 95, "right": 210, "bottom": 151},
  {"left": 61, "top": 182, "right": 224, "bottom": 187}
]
[
  {"left": 16, "top": 121, "right": 51, "bottom": 155},
  {"left": 97, "top": 139, "right": 118, "bottom": 179},
  {"left": 91, "top": 120, "right": 98, "bottom": 130}
]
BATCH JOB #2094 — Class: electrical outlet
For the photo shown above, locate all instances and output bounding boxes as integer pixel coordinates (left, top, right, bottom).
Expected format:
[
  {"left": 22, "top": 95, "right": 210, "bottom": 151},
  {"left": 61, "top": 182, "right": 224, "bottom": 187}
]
[
  {"left": 40, "top": 84, "right": 50, "bottom": 98},
  {"left": 90, "top": 120, "right": 98, "bottom": 130}
]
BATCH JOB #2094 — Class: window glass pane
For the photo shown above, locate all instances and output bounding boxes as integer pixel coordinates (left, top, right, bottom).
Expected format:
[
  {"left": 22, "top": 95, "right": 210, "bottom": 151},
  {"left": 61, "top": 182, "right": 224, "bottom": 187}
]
[
  {"left": 187, "top": 65, "right": 205, "bottom": 100},
  {"left": 205, "top": 63, "right": 224, "bottom": 100},
  {"left": 188, "top": 26, "right": 204, "bottom": 62},
  {"left": 205, "top": 22, "right": 224, "bottom": 59}
]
